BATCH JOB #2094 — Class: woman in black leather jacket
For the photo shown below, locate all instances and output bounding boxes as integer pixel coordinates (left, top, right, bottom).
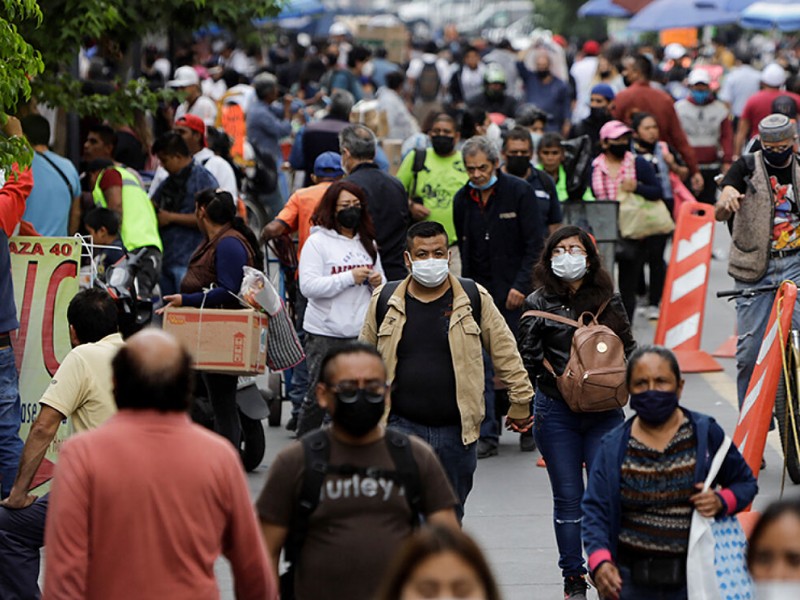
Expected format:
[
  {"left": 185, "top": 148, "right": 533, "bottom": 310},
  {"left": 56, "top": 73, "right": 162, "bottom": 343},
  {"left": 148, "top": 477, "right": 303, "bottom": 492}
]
[{"left": 517, "top": 225, "right": 635, "bottom": 599}]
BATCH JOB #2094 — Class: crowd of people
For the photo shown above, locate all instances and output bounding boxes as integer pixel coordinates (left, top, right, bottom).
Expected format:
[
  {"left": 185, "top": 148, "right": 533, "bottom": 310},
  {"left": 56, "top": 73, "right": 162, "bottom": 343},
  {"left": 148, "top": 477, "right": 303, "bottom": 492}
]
[{"left": 0, "top": 17, "right": 797, "bottom": 600}]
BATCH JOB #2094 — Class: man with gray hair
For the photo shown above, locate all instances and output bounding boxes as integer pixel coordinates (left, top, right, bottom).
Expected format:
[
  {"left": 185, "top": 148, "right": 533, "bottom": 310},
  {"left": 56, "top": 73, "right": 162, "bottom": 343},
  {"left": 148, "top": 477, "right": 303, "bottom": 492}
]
[
  {"left": 289, "top": 89, "right": 355, "bottom": 187},
  {"left": 341, "top": 123, "right": 409, "bottom": 280},
  {"left": 454, "top": 135, "right": 543, "bottom": 457}
]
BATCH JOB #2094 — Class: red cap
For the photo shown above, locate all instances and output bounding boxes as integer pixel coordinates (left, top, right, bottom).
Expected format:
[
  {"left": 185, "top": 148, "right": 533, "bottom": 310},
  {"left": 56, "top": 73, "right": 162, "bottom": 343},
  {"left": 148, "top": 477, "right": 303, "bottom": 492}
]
[
  {"left": 174, "top": 114, "right": 206, "bottom": 147},
  {"left": 583, "top": 40, "right": 600, "bottom": 56},
  {"left": 552, "top": 34, "right": 568, "bottom": 48}
]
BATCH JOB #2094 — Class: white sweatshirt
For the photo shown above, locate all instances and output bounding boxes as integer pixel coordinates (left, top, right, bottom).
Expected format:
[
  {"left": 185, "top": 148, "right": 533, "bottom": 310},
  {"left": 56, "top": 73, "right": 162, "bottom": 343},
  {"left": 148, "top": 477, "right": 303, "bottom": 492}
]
[{"left": 299, "top": 226, "right": 385, "bottom": 338}]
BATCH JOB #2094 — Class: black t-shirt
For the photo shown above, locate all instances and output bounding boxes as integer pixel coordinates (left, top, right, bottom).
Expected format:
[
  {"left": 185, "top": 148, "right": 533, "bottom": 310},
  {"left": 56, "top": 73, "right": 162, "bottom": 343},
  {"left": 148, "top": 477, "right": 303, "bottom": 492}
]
[
  {"left": 721, "top": 156, "right": 793, "bottom": 192},
  {"left": 391, "top": 289, "right": 460, "bottom": 427}
]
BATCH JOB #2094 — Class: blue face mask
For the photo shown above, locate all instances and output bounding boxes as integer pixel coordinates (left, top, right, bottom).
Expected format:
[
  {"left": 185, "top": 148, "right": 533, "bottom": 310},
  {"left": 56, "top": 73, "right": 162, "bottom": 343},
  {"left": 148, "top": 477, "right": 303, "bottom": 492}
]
[
  {"left": 629, "top": 389, "right": 679, "bottom": 425},
  {"left": 468, "top": 174, "right": 498, "bottom": 191},
  {"left": 690, "top": 89, "right": 711, "bottom": 104}
]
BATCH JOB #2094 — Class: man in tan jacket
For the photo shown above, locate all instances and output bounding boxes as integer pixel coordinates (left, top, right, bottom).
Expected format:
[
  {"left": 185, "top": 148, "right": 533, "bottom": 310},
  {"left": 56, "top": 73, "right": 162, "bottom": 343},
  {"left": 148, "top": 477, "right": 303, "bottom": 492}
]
[{"left": 361, "top": 221, "right": 533, "bottom": 521}]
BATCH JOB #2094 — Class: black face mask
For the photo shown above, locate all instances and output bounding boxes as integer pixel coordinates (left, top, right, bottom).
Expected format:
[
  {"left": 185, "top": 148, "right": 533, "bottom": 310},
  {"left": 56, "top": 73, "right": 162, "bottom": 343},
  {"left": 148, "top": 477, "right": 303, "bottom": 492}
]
[
  {"left": 622, "top": 75, "right": 633, "bottom": 88},
  {"left": 485, "top": 87, "right": 503, "bottom": 100},
  {"left": 607, "top": 143, "right": 628, "bottom": 159},
  {"left": 637, "top": 139, "right": 656, "bottom": 153},
  {"left": 763, "top": 146, "right": 794, "bottom": 167},
  {"left": 505, "top": 155, "right": 531, "bottom": 177},
  {"left": 535, "top": 69, "right": 550, "bottom": 79},
  {"left": 599, "top": 70, "right": 612, "bottom": 79},
  {"left": 332, "top": 389, "right": 385, "bottom": 437},
  {"left": 336, "top": 206, "right": 361, "bottom": 230},
  {"left": 431, "top": 135, "right": 455, "bottom": 156},
  {"left": 590, "top": 106, "right": 610, "bottom": 121}
]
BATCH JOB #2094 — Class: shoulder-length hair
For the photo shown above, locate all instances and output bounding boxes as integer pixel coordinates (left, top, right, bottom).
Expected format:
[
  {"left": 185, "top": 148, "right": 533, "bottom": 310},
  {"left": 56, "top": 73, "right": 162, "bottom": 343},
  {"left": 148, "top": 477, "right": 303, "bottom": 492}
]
[{"left": 311, "top": 180, "right": 377, "bottom": 262}]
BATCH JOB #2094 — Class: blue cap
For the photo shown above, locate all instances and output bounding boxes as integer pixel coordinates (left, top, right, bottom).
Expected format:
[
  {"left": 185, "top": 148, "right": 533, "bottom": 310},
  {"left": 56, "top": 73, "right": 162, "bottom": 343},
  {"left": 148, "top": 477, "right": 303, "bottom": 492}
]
[
  {"left": 591, "top": 83, "right": 615, "bottom": 101},
  {"left": 314, "top": 151, "right": 345, "bottom": 177}
]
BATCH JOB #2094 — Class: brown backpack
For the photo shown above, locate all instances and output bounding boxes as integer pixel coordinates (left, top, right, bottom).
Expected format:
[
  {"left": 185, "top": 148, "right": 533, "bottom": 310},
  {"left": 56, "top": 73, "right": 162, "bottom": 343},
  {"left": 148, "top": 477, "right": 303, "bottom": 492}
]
[{"left": 522, "top": 298, "right": 628, "bottom": 412}]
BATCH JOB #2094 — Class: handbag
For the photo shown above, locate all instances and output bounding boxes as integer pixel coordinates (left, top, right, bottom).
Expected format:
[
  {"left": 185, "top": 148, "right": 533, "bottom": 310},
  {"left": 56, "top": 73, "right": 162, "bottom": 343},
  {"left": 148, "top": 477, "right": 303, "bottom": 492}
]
[
  {"left": 617, "top": 189, "right": 675, "bottom": 240},
  {"left": 266, "top": 301, "right": 305, "bottom": 371},
  {"left": 686, "top": 436, "right": 754, "bottom": 600}
]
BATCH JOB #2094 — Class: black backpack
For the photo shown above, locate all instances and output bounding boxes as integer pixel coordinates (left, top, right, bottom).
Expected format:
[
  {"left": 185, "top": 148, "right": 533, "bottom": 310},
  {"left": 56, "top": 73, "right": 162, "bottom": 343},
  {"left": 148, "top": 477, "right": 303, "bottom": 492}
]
[
  {"left": 416, "top": 61, "right": 441, "bottom": 102},
  {"left": 376, "top": 278, "right": 482, "bottom": 329},
  {"left": 280, "top": 428, "right": 422, "bottom": 599},
  {"left": 409, "top": 147, "right": 428, "bottom": 204}
]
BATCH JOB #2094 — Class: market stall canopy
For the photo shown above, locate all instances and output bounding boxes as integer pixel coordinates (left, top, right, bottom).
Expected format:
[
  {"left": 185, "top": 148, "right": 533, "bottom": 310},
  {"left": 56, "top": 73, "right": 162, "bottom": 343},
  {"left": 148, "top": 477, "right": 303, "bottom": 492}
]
[
  {"left": 612, "top": 0, "right": 654, "bottom": 12},
  {"left": 579, "top": 0, "right": 633, "bottom": 17},
  {"left": 627, "top": 0, "right": 739, "bottom": 30},
  {"left": 740, "top": 1, "right": 800, "bottom": 30}
]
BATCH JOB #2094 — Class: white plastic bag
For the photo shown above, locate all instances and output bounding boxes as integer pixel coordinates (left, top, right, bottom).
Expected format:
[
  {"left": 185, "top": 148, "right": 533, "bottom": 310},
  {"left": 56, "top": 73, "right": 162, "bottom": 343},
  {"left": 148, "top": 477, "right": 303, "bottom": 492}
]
[{"left": 240, "top": 266, "right": 282, "bottom": 316}]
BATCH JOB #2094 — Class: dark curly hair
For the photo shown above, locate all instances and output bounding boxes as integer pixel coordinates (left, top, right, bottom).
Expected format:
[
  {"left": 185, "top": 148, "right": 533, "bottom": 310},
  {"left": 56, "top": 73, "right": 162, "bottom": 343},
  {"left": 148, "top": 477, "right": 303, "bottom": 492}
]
[{"left": 311, "top": 180, "right": 377, "bottom": 262}]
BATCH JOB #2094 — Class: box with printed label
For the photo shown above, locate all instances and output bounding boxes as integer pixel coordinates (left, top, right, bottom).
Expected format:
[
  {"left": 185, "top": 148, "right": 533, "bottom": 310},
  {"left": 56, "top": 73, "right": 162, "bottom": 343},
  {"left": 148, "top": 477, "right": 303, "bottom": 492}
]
[{"left": 163, "top": 307, "right": 267, "bottom": 375}]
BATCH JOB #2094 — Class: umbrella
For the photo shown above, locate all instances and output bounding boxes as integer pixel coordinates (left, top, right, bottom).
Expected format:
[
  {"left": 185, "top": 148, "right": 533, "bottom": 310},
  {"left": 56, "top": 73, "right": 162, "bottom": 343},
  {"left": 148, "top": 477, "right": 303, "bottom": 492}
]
[
  {"left": 253, "top": 0, "right": 325, "bottom": 25},
  {"left": 712, "top": 0, "right": 793, "bottom": 12},
  {"left": 627, "top": 0, "right": 739, "bottom": 30},
  {"left": 613, "top": 0, "right": 654, "bottom": 12},
  {"left": 579, "top": 0, "right": 633, "bottom": 17},
  {"left": 740, "top": 1, "right": 800, "bottom": 30}
]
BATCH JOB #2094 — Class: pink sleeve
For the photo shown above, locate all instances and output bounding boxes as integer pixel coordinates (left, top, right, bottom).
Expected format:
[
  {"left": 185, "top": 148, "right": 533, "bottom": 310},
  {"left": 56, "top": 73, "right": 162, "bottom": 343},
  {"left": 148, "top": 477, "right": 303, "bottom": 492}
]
[
  {"left": 42, "top": 441, "right": 91, "bottom": 600},
  {"left": 0, "top": 166, "right": 32, "bottom": 237},
  {"left": 588, "top": 549, "right": 614, "bottom": 573},
  {"left": 718, "top": 489, "right": 737, "bottom": 516},
  {"left": 223, "top": 454, "right": 279, "bottom": 600}
]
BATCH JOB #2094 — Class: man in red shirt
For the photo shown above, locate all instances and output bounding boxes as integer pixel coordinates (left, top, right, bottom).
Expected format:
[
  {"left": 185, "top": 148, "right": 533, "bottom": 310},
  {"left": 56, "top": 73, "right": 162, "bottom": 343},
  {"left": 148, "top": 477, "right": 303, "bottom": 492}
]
[
  {"left": 734, "top": 63, "right": 800, "bottom": 157},
  {"left": 613, "top": 54, "right": 703, "bottom": 193}
]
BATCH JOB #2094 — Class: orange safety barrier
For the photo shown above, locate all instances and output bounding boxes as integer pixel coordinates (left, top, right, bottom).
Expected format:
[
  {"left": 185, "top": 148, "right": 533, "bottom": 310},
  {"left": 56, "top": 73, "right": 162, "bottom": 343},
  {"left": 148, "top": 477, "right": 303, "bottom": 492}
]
[
  {"left": 732, "top": 281, "right": 797, "bottom": 481},
  {"left": 220, "top": 104, "right": 246, "bottom": 162},
  {"left": 654, "top": 201, "right": 723, "bottom": 372},
  {"left": 713, "top": 330, "right": 737, "bottom": 358}
]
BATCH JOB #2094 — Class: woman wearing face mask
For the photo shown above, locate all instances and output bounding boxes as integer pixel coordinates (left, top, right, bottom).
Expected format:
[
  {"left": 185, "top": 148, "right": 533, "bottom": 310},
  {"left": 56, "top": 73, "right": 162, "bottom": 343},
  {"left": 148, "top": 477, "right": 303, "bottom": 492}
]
[
  {"left": 591, "top": 55, "right": 624, "bottom": 92},
  {"left": 747, "top": 499, "right": 800, "bottom": 599},
  {"left": 295, "top": 180, "right": 386, "bottom": 435},
  {"left": 377, "top": 524, "right": 502, "bottom": 600},
  {"left": 590, "top": 120, "right": 662, "bottom": 322},
  {"left": 517, "top": 226, "right": 636, "bottom": 600},
  {"left": 583, "top": 346, "right": 757, "bottom": 600}
]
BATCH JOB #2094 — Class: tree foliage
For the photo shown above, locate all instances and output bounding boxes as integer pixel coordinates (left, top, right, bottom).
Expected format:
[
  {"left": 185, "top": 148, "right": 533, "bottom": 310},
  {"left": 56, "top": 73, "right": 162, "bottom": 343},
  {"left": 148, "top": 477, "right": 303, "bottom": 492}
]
[{"left": 533, "top": 0, "right": 609, "bottom": 42}]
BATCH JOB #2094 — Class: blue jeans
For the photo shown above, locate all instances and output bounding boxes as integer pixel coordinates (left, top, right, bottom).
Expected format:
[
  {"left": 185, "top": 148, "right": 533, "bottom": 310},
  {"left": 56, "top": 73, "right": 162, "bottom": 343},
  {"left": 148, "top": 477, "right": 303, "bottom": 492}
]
[
  {"left": 159, "top": 263, "right": 188, "bottom": 297},
  {"left": 618, "top": 564, "right": 687, "bottom": 600},
  {"left": 387, "top": 414, "right": 477, "bottom": 522},
  {"left": 0, "top": 493, "right": 48, "bottom": 599},
  {"left": 533, "top": 390, "right": 624, "bottom": 578},
  {"left": 478, "top": 351, "right": 498, "bottom": 444},
  {"left": 735, "top": 253, "right": 800, "bottom": 407},
  {"left": 0, "top": 346, "right": 22, "bottom": 498}
]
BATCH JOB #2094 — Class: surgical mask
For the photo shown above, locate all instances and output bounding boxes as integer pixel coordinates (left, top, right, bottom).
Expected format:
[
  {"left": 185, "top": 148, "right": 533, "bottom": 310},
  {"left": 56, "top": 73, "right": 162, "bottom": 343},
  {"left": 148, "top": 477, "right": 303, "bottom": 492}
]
[
  {"left": 331, "top": 388, "right": 385, "bottom": 437},
  {"left": 690, "top": 89, "right": 711, "bottom": 104},
  {"left": 754, "top": 582, "right": 800, "bottom": 600},
  {"left": 551, "top": 253, "right": 587, "bottom": 282},
  {"left": 763, "top": 145, "right": 794, "bottom": 167},
  {"left": 607, "top": 143, "right": 628, "bottom": 159},
  {"left": 630, "top": 389, "right": 679, "bottom": 425},
  {"left": 336, "top": 206, "right": 361, "bottom": 229},
  {"left": 530, "top": 132, "right": 543, "bottom": 150},
  {"left": 590, "top": 106, "right": 610, "bottom": 121},
  {"left": 431, "top": 135, "right": 455, "bottom": 156},
  {"left": 407, "top": 253, "right": 450, "bottom": 287},
  {"left": 468, "top": 174, "right": 497, "bottom": 191},
  {"left": 505, "top": 155, "right": 532, "bottom": 178}
]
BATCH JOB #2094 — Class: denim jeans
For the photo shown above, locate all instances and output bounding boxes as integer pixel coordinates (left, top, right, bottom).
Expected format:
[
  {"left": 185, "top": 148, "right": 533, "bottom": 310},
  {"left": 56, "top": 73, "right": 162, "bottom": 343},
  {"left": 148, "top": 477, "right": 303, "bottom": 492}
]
[
  {"left": 0, "top": 346, "right": 22, "bottom": 498},
  {"left": 735, "top": 253, "right": 800, "bottom": 408},
  {"left": 387, "top": 413, "right": 477, "bottom": 522},
  {"left": 478, "top": 351, "right": 498, "bottom": 444},
  {"left": 287, "top": 292, "right": 309, "bottom": 419},
  {"left": 618, "top": 564, "right": 687, "bottom": 600},
  {"left": 533, "top": 390, "right": 624, "bottom": 578},
  {"left": 0, "top": 493, "right": 48, "bottom": 598},
  {"left": 159, "top": 263, "right": 188, "bottom": 297}
]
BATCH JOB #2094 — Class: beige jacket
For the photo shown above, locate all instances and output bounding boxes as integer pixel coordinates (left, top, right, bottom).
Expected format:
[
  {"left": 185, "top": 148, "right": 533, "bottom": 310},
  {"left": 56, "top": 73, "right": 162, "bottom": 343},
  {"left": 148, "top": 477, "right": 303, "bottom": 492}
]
[{"left": 360, "top": 275, "right": 533, "bottom": 445}]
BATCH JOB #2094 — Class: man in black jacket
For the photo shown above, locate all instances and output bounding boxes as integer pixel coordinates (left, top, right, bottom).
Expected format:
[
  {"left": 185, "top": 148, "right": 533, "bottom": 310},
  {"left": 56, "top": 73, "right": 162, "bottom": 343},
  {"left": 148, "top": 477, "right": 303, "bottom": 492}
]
[
  {"left": 341, "top": 124, "right": 410, "bottom": 281},
  {"left": 466, "top": 65, "right": 519, "bottom": 119},
  {"left": 454, "top": 135, "right": 544, "bottom": 457}
]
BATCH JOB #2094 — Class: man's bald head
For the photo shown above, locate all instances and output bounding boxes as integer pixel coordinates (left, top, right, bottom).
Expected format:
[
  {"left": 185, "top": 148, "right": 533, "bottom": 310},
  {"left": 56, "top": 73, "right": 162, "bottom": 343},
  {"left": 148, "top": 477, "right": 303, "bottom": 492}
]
[{"left": 113, "top": 329, "right": 193, "bottom": 412}]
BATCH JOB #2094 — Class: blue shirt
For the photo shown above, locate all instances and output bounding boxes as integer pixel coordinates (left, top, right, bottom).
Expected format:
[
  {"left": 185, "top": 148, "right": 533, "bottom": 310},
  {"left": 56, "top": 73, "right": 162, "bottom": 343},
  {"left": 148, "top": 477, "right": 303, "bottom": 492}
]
[
  {"left": 247, "top": 100, "right": 292, "bottom": 163},
  {"left": 516, "top": 64, "right": 572, "bottom": 132},
  {"left": 24, "top": 150, "right": 80, "bottom": 236}
]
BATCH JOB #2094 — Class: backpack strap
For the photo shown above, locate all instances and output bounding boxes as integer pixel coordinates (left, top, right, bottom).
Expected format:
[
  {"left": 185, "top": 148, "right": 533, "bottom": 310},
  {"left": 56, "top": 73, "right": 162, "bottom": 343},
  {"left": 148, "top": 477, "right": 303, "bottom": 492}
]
[
  {"left": 376, "top": 280, "right": 403, "bottom": 330},
  {"left": 594, "top": 297, "right": 612, "bottom": 319},
  {"left": 457, "top": 277, "right": 481, "bottom": 327},
  {"left": 410, "top": 148, "right": 427, "bottom": 200},
  {"left": 521, "top": 309, "right": 580, "bottom": 328},
  {"left": 384, "top": 428, "right": 422, "bottom": 527}
]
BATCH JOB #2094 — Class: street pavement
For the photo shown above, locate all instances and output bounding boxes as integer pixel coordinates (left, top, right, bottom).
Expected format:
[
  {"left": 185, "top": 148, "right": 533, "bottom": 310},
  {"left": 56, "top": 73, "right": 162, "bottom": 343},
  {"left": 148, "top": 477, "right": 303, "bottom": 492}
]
[{"left": 214, "top": 223, "right": 800, "bottom": 599}]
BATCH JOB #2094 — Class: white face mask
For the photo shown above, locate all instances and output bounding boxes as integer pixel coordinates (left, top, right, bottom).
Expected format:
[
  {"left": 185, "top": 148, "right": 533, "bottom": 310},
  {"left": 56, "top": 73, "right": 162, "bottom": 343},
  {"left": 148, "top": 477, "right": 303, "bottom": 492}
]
[
  {"left": 755, "top": 582, "right": 800, "bottom": 600},
  {"left": 407, "top": 253, "right": 450, "bottom": 288},
  {"left": 551, "top": 253, "right": 587, "bottom": 282},
  {"left": 531, "top": 131, "right": 543, "bottom": 151}
]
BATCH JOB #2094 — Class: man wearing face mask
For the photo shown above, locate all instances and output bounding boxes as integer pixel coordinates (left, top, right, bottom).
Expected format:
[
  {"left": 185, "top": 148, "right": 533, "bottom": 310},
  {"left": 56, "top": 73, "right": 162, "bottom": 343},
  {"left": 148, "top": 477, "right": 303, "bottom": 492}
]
[
  {"left": 501, "top": 127, "right": 561, "bottom": 240},
  {"left": 465, "top": 65, "right": 519, "bottom": 119},
  {"left": 676, "top": 70, "right": 734, "bottom": 205},
  {"left": 258, "top": 343, "right": 459, "bottom": 600},
  {"left": 361, "top": 222, "right": 534, "bottom": 520},
  {"left": 517, "top": 51, "right": 571, "bottom": 136},
  {"left": 569, "top": 84, "right": 614, "bottom": 158},
  {"left": 715, "top": 114, "right": 800, "bottom": 408}
]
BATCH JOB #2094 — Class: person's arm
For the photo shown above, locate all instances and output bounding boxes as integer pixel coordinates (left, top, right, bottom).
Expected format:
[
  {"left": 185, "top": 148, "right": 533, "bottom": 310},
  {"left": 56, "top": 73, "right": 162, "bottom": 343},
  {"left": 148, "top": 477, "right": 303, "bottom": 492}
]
[
  {"left": 0, "top": 165, "right": 33, "bottom": 236},
  {"left": 632, "top": 156, "right": 662, "bottom": 200},
  {"left": 710, "top": 422, "right": 759, "bottom": 515},
  {"left": 720, "top": 112, "right": 734, "bottom": 167},
  {"left": 68, "top": 195, "right": 82, "bottom": 236},
  {"left": 714, "top": 159, "right": 748, "bottom": 221},
  {"left": 260, "top": 522, "right": 288, "bottom": 583},
  {"left": 260, "top": 219, "right": 290, "bottom": 243},
  {"left": 734, "top": 116, "right": 750, "bottom": 158},
  {"left": 298, "top": 236, "right": 357, "bottom": 299},
  {"left": 359, "top": 287, "right": 382, "bottom": 346},
  {"left": 158, "top": 210, "right": 198, "bottom": 229},
  {"left": 426, "top": 509, "right": 460, "bottom": 529},
  {"left": 103, "top": 185, "right": 123, "bottom": 215},
  {"left": 288, "top": 129, "right": 305, "bottom": 171},
  {"left": 0, "top": 405, "right": 65, "bottom": 508}
]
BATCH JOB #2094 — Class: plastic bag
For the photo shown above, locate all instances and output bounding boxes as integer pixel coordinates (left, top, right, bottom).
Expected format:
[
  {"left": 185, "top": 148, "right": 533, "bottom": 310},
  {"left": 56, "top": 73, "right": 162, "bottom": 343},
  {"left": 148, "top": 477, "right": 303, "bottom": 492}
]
[{"left": 240, "top": 266, "right": 282, "bottom": 316}]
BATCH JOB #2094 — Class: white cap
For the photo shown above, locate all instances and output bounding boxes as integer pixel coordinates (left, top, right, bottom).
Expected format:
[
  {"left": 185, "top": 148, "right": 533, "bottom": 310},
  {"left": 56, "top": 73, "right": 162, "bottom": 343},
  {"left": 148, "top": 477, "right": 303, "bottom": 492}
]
[
  {"left": 687, "top": 69, "right": 711, "bottom": 86},
  {"left": 168, "top": 66, "right": 200, "bottom": 88},
  {"left": 329, "top": 22, "right": 350, "bottom": 37},
  {"left": 664, "top": 43, "right": 686, "bottom": 61},
  {"left": 761, "top": 62, "right": 787, "bottom": 88}
]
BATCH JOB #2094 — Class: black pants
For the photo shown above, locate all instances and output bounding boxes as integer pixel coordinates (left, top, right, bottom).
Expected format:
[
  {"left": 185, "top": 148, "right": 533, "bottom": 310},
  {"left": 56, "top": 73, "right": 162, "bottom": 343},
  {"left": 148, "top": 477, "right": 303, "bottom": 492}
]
[
  {"left": 618, "top": 239, "right": 646, "bottom": 322},
  {"left": 693, "top": 167, "right": 719, "bottom": 205},
  {"left": 203, "top": 372, "right": 240, "bottom": 447}
]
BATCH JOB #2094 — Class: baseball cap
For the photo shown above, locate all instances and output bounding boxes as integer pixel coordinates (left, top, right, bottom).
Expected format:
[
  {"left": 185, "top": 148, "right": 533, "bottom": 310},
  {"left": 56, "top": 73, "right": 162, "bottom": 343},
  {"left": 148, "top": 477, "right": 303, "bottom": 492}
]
[
  {"left": 591, "top": 83, "right": 615, "bottom": 101},
  {"left": 174, "top": 114, "right": 206, "bottom": 146},
  {"left": 552, "top": 34, "right": 568, "bottom": 49},
  {"left": 664, "top": 43, "right": 686, "bottom": 61},
  {"left": 329, "top": 22, "right": 350, "bottom": 37},
  {"left": 314, "top": 152, "right": 345, "bottom": 178},
  {"left": 484, "top": 64, "right": 506, "bottom": 85},
  {"left": 687, "top": 69, "right": 711, "bottom": 86},
  {"left": 583, "top": 40, "right": 600, "bottom": 56},
  {"left": 168, "top": 65, "right": 200, "bottom": 88},
  {"left": 599, "top": 120, "right": 632, "bottom": 141},
  {"left": 759, "top": 113, "right": 796, "bottom": 143},
  {"left": 761, "top": 63, "right": 787, "bottom": 88}
]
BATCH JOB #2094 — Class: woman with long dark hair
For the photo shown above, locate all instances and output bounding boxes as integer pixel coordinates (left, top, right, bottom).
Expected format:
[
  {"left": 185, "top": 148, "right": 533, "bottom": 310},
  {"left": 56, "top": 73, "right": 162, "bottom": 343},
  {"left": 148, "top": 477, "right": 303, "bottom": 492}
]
[
  {"left": 160, "top": 188, "right": 263, "bottom": 447},
  {"left": 517, "top": 225, "right": 636, "bottom": 599},
  {"left": 295, "top": 180, "right": 385, "bottom": 435}
]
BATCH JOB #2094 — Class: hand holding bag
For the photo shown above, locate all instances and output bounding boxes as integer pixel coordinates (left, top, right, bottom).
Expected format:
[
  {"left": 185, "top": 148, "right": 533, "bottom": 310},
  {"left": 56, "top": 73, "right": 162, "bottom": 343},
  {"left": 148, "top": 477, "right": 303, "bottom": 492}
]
[
  {"left": 686, "top": 436, "right": 754, "bottom": 600},
  {"left": 617, "top": 189, "right": 675, "bottom": 240}
]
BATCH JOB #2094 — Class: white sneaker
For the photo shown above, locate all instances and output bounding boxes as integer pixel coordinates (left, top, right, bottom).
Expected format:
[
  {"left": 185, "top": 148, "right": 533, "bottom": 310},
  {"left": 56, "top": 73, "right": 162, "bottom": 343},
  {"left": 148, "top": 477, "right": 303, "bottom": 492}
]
[{"left": 646, "top": 305, "right": 660, "bottom": 320}]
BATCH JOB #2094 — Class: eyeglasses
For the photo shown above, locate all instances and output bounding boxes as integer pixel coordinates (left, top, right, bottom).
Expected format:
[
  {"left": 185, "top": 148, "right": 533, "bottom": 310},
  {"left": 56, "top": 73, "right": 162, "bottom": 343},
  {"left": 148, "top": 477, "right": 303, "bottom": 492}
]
[
  {"left": 552, "top": 245, "right": 587, "bottom": 256},
  {"left": 328, "top": 380, "right": 387, "bottom": 403}
]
